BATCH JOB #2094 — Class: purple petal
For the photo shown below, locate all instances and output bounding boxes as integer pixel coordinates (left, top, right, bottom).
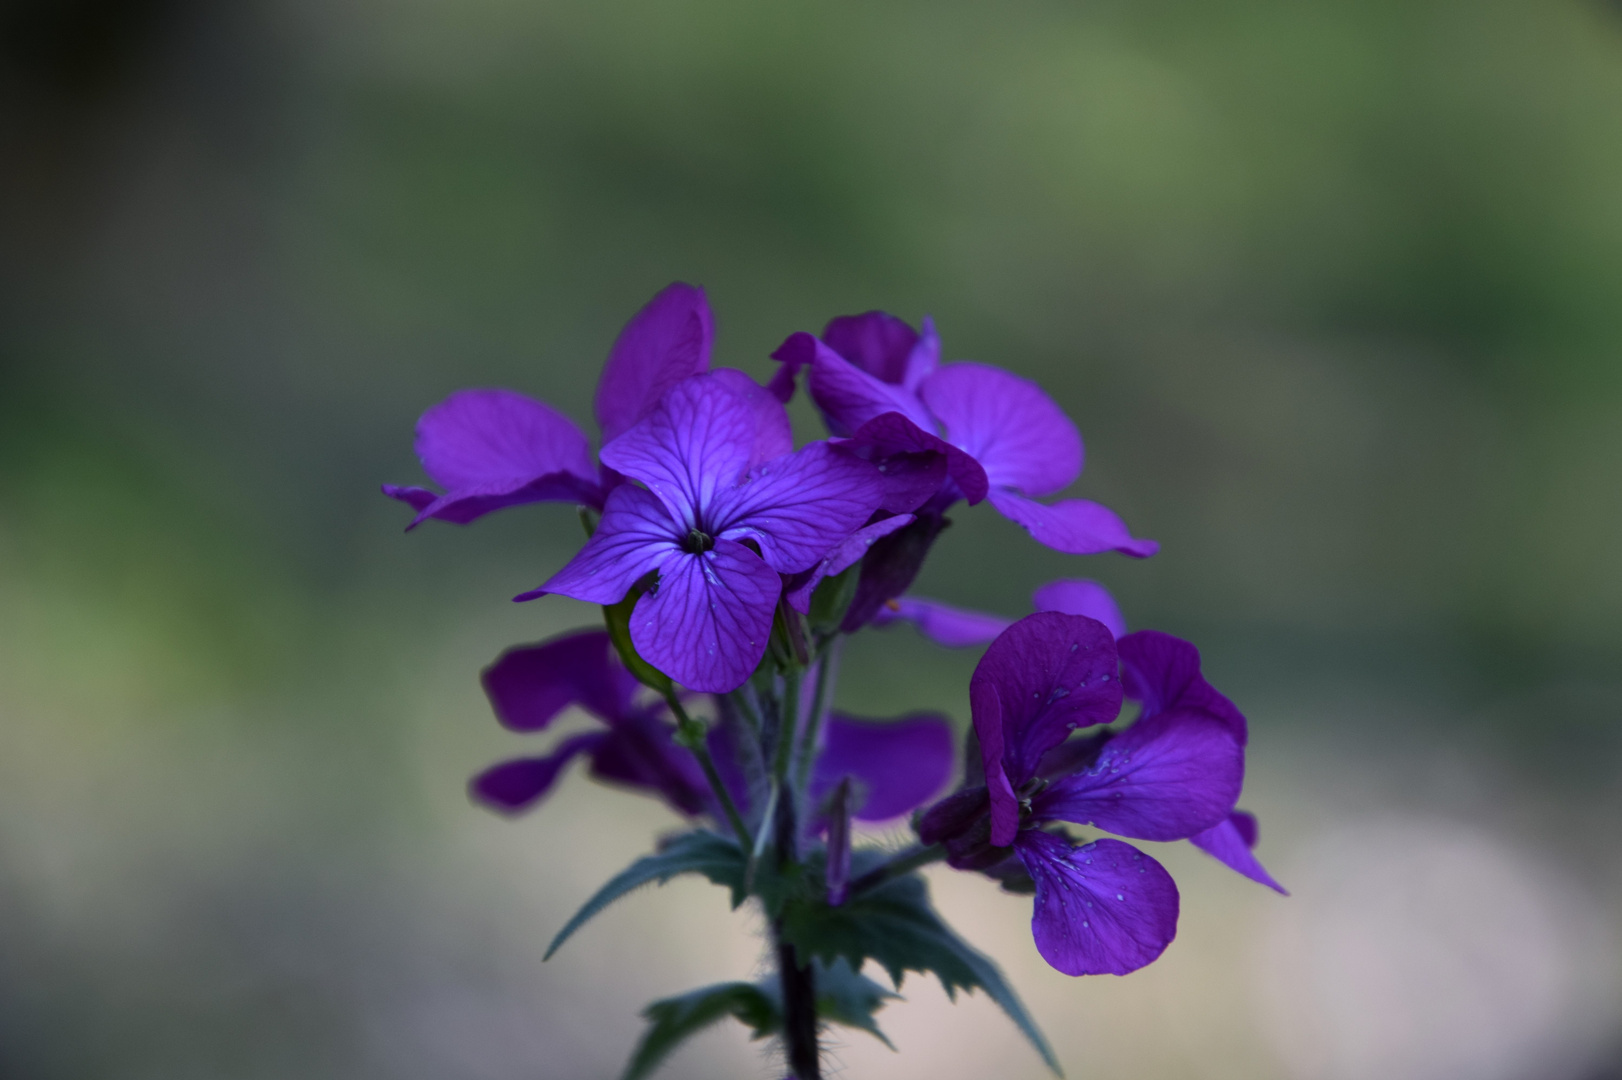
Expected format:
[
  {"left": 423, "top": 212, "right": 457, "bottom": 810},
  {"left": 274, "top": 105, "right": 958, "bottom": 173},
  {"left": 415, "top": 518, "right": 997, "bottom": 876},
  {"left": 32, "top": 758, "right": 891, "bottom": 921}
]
[
  {"left": 1030, "top": 712, "right": 1243, "bottom": 841},
  {"left": 987, "top": 490, "right": 1159, "bottom": 558},
  {"left": 919, "top": 363, "right": 1081, "bottom": 497},
  {"left": 1117, "top": 631, "right": 1247, "bottom": 745},
  {"left": 599, "top": 374, "right": 761, "bottom": 528},
  {"left": 711, "top": 442, "right": 886, "bottom": 574},
  {"left": 1032, "top": 579, "right": 1127, "bottom": 640},
  {"left": 1189, "top": 811, "right": 1287, "bottom": 894},
  {"left": 839, "top": 510, "right": 951, "bottom": 632},
  {"left": 810, "top": 712, "right": 955, "bottom": 822},
  {"left": 821, "top": 311, "right": 919, "bottom": 385},
  {"left": 971, "top": 613, "right": 1123, "bottom": 846},
  {"left": 917, "top": 786, "right": 990, "bottom": 845},
  {"left": 469, "top": 732, "right": 606, "bottom": 814},
  {"left": 629, "top": 538, "right": 780, "bottom": 693},
  {"left": 772, "top": 332, "right": 937, "bottom": 437},
  {"left": 1016, "top": 831, "right": 1180, "bottom": 976},
  {"left": 710, "top": 368, "right": 794, "bottom": 468},
  {"left": 846, "top": 412, "right": 989, "bottom": 506},
  {"left": 381, "top": 484, "right": 437, "bottom": 512},
  {"left": 785, "top": 514, "right": 915, "bottom": 614},
  {"left": 593, "top": 282, "right": 714, "bottom": 443},
  {"left": 824, "top": 779, "right": 853, "bottom": 906},
  {"left": 872, "top": 595, "right": 1012, "bottom": 647},
  {"left": 481, "top": 630, "right": 640, "bottom": 732},
  {"left": 516, "top": 483, "right": 677, "bottom": 604},
  {"left": 397, "top": 389, "right": 600, "bottom": 526},
  {"left": 587, "top": 714, "right": 711, "bottom": 816}
]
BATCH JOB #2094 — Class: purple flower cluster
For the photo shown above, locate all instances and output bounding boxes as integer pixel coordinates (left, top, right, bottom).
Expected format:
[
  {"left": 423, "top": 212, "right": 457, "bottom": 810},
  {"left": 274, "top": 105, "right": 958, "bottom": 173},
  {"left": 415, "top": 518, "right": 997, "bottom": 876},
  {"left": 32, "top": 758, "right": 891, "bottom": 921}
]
[{"left": 386, "top": 283, "right": 1281, "bottom": 1052}]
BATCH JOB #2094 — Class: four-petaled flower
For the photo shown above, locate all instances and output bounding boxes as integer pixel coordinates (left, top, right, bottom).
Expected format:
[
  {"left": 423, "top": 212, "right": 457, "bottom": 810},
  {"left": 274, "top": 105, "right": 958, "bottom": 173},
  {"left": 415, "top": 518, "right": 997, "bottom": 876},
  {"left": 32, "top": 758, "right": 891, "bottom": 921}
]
[{"left": 518, "top": 373, "right": 885, "bottom": 692}]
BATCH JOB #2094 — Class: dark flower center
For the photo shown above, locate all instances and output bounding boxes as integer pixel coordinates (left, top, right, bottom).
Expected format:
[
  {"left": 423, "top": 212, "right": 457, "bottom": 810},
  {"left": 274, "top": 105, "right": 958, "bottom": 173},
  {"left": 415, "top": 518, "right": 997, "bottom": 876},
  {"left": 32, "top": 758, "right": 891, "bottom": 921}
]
[{"left": 681, "top": 527, "right": 716, "bottom": 554}]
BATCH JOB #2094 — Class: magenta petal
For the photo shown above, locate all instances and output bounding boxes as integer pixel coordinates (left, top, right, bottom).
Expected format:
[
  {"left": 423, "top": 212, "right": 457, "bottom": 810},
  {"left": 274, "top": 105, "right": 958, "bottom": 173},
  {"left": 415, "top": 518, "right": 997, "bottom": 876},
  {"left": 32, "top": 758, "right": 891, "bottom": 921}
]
[
  {"left": 988, "top": 489, "right": 1159, "bottom": 558},
  {"left": 1030, "top": 712, "right": 1243, "bottom": 841},
  {"left": 517, "top": 484, "right": 677, "bottom": 604},
  {"left": 593, "top": 282, "right": 714, "bottom": 443},
  {"left": 600, "top": 374, "right": 761, "bottom": 527},
  {"left": 1016, "top": 831, "right": 1180, "bottom": 976},
  {"left": 629, "top": 538, "right": 780, "bottom": 693},
  {"left": 710, "top": 368, "right": 794, "bottom": 468},
  {"left": 785, "top": 514, "right": 914, "bottom": 613},
  {"left": 971, "top": 613, "right": 1123, "bottom": 846},
  {"left": 711, "top": 441, "right": 885, "bottom": 574},
  {"left": 469, "top": 733, "right": 605, "bottom": 814},
  {"left": 1032, "top": 579, "right": 1127, "bottom": 640},
  {"left": 847, "top": 412, "right": 989, "bottom": 506},
  {"left": 920, "top": 363, "right": 1082, "bottom": 497},
  {"left": 821, "top": 310, "right": 920, "bottom": 385},
  {"left": 413, "top": 387, "right": 595, "bottom": 490},
  {"left": 810, "top": 712, "right": 955, "bottom": 822},
  {"left": 873, "top": 595, "right": 1012, "bottom": 647},
  {"left": 1117, "top": 631, "right": 1247, "bottom": 745},
  {"left": 777, "top": 332, "right": 938, "bottom": 437},
  {"left": 481, "top": 630, "right": 640, "bottom": 732},
  {"left": 1190, "top": 811, "right": 1287, "bottom": 894}
]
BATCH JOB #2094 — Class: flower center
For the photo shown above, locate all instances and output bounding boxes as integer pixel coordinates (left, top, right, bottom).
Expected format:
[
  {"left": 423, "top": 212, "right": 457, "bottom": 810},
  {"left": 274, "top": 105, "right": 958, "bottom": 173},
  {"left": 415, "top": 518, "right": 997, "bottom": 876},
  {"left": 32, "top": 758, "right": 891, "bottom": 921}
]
[{"left": 681, "top": 527, "right": 716, "bottom": 554}]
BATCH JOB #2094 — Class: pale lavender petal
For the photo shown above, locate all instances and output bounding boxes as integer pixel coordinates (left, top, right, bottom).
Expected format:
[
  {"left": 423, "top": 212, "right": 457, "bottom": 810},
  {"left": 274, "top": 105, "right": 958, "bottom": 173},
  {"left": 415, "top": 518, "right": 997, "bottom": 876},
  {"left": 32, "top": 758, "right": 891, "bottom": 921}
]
[
  {"left": 919, "top": 362, "right": 1081, "bottom": 497},
  {"left": 710, "top": 367, "right": 793, "bottom": 468},
  {"left": 971, "top": 613, "right": 1122, "bottom": 846},
  {"left": 1032, "top": 579, "right": 1127, "bottom": 640},
  {"left": 1016, "top": 831, "right": 1180, "bottom": 977},
  {"left": 516, "top": 483, "right": 677, "bottom": 604},
  {"left": 810, "top": 712, "right": 955, "bottom": 822},
  {"left": 772, "top": 332, "right": 936, "bottom": 437},
  {"left": 599, "top": 374, "right": 758, "bottom": 527},
  {"left": 711, "top": 441, "right": 885, "bottom": 574},
  {"left": 988, "top": 489, "right": 1159, "bottom": 558},
  {"left": 821, "top": 310, "right": 919, "bottom": 384},
  {"left": 1117, "top": 631, "right": 1246, "bottom": 745},
  {"left": 594, "top": 282, "right": 713, "bottom": 443},
  {"left": 1190, "top": 811, "right": 1287, "bottom": 894},
  {"left": 469, "top": 732, "right": 605, "bottom": 814},
  {"left": 588, "top": 714, "right": 710, "bottom": 816},
  {"left": 1030, "top": 712, "right": 1243, "bottom": 841},
  {"left": 481, "top": 630, "right": 640, "bottom": 732},
  {"left": 847, "top": 412, "right": 989, "bottom": 506},
  {"left": 629, "top": 537, "right": 780, "bottom": 693},
  {"left": 872, "top": 595, "right": 1012, "bottom": 647},
  {"left": 412, "top": 388, "right": 596, "bottom": 492},
  {"left": 785, "top": 515, "right": 915, "bottom": 614}
]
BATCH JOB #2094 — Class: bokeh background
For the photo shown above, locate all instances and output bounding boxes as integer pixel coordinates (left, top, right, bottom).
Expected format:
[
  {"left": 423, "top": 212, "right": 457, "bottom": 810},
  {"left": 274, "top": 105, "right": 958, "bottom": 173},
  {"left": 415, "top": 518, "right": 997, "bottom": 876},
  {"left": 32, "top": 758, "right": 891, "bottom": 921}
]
[{"left": 4, "top": 1, "right": 1622, "bottom": 1077}]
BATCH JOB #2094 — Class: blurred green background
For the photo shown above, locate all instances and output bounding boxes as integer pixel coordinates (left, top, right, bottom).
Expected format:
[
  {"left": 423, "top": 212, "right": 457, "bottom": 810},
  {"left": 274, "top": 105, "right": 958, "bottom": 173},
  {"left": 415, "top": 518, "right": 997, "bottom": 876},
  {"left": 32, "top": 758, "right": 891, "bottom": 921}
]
[{"left": 3, "top": 0, "right": 1621, "bottom": 1077}]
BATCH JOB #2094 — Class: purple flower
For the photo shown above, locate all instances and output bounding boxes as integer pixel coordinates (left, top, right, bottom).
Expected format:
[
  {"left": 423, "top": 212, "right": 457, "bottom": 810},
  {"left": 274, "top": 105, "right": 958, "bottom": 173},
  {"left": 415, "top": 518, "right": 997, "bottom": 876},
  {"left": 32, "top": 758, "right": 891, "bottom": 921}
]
[
  {"left": 518, "top": 373, "right": 885, "bottom": 692},
  {"left": 918, "top": 613, "right": 1247, "bottom": 976},
  {"left": 874, "top": 577, "right": 1128, "bottom": 647},
  {"left": 770, "top": 312, "right": 1157, "bottom": 558},
  {"left": 469, "top": 630, "right": 710, "bottom": 817},
  {"left": 384, "top": 282, "right": 714, "bottom": 527}
]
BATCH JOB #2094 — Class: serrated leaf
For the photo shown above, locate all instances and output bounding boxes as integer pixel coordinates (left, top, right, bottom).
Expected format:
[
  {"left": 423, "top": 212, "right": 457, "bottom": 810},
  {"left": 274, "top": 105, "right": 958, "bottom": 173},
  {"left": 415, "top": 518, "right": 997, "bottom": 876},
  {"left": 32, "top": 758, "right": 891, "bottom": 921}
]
[
  {"left": 622, "top": 982, "right": 777, "bottom": 1080},
  {"left": 807, "top": 956, "right": 899, "bottom": 1050},
  {"left": 545, "top": 831, "right": 747, "bottom": 960},
  {"left": 778, "top": 871, "right": 1061, "bottom": 1075}
]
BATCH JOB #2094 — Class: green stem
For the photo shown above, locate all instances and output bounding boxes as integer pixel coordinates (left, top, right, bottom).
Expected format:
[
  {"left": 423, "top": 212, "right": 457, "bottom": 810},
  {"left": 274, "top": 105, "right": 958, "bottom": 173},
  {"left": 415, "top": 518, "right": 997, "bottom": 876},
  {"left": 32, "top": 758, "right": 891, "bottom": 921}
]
[
  {"left": 847, "top": 843, "right": 948, "bottom": 897},
  {"left": 771, "top": 668, "right": 802, "bottom": 785},
  {"left": 793, "top": 640, "right": 840, "bottom": 796},
  {"left": 665, "top": 693, "right": 750, "bottom": 846}
]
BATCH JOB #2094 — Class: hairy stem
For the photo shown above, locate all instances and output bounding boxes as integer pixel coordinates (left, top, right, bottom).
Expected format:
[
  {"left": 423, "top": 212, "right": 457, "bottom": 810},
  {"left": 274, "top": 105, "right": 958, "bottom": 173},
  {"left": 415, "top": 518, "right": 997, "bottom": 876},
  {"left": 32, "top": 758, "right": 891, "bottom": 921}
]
[
  {"left": 793, "top": 640, "right": 840, "bottom": 796},
  {"left": 847, "top": 843, "right": 948, "bottom": 897},
  {"left": 664, "top": 694, "right": 750, "bottom": 846},
  {"left": 774, "top": 929, "right": 821, "bottom": 1080}
]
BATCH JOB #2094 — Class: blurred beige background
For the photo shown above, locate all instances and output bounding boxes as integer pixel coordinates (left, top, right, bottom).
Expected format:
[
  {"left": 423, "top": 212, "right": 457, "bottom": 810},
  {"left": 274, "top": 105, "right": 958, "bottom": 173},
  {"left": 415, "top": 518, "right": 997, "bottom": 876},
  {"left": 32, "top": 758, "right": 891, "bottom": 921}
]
[{"left": 2, "top": 1, "right": 1620, "bottom": 1077}]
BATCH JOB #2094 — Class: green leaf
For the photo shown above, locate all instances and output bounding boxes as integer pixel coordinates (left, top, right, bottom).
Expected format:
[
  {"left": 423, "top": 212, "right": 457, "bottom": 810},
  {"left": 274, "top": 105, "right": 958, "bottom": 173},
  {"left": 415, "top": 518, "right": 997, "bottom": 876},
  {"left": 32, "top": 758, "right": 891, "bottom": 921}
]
[
  {"left": 806, "top": 561, "right": 860, "bottom": 636},
  {"left": 778, "top": 870, "right": 1061, "bottom": 1076},
  {"left": 622, "top": 982, "right": 777, "bottom": 1080},
  {"left": 602, "top": 591, "right": 673, "bottom": 695},
  {"left": 807, "top": 956, "right": 899, "bottom": 1050},
  {"left": 544, "top": 831, "right": 747, "bottom": 960}
]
